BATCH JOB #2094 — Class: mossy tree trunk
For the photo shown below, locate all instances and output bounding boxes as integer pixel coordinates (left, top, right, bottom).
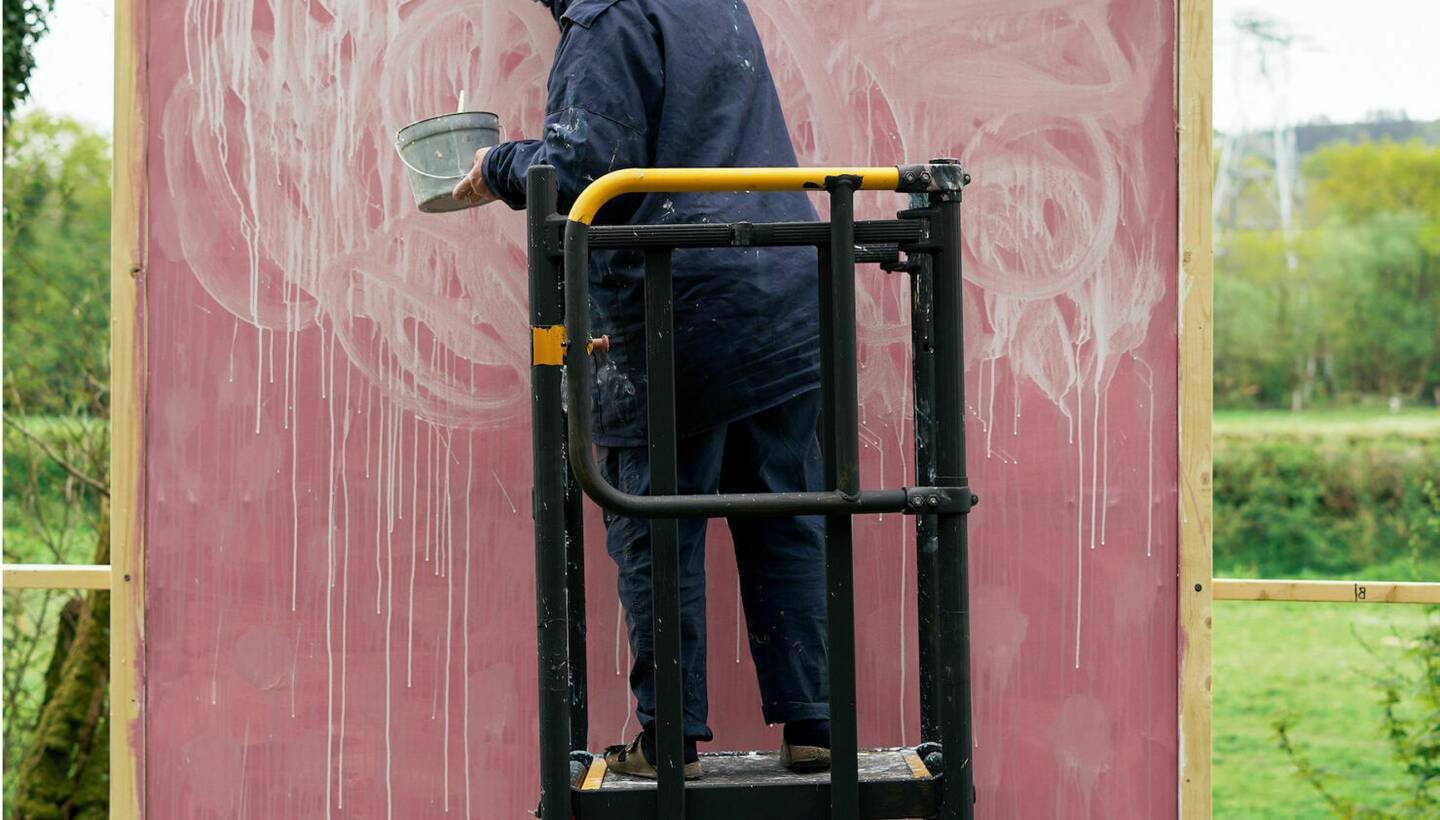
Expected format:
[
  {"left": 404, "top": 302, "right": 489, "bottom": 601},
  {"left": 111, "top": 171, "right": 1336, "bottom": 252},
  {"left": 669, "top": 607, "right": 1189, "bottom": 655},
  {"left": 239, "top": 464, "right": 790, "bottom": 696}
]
[{"left": 11, "top": 500, "right": 110, "bottom": 820}]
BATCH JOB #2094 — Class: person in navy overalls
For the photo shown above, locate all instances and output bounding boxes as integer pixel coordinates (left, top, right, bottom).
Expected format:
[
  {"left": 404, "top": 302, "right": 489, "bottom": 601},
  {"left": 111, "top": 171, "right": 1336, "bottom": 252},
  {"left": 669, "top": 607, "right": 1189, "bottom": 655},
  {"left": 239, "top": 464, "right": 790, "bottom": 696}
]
[{"left": 455, "top": 0, "right": 831, "bottom": 778}]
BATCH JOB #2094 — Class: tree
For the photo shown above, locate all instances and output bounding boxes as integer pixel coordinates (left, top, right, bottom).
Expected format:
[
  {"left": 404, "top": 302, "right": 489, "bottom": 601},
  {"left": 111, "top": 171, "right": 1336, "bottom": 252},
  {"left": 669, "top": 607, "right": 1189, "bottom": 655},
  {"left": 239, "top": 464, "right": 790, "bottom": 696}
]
[
  {"left": 10, "top": 502, "right": 109, "bottom": 820},
  {"left": 3, "top": 111, "right": 111, "bottom": 416},
  {"left": 1306, "top": 140, "right": 1440, "bottom": 402},
  {"left": 1214, "top": 137, "right": 1440, "bottom": 407},
  {"left": 3, "top": 0, "right": 56, "bottom": 123}
]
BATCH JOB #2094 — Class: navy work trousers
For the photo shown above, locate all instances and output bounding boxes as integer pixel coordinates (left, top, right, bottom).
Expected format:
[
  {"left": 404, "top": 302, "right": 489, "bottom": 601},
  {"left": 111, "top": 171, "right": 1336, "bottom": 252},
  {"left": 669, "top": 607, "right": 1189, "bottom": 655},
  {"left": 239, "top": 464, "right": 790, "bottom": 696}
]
[{"left": 599, "top": 389, "right": 830, "bottom": 742}]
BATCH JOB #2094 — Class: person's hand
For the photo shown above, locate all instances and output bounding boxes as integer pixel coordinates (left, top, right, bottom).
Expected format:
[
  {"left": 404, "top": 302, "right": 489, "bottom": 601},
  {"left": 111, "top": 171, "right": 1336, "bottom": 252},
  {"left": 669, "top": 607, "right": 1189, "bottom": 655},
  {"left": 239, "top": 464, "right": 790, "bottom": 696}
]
[{"left": 452, "top": 147, "right": 497, "bottom": 206}]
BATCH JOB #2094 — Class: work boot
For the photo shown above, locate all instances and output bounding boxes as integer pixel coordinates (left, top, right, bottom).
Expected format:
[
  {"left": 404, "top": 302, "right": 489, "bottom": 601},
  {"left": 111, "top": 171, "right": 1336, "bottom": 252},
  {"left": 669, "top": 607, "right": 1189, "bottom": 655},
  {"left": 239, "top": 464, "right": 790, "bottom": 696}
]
[
  {"left": 781, "top": 719, "right": 832, "bottom": 772},
  {"left": 604, "top": 729, "right": 702, "bottom": 780}
]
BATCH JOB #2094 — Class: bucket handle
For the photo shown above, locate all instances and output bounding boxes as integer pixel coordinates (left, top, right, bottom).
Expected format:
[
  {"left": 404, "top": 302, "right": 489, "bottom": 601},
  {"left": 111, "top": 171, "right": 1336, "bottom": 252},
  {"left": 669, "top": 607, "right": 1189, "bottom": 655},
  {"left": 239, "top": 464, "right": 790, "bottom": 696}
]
[{"left": 392, "top": 124, "right": 507, "bottom": 182}]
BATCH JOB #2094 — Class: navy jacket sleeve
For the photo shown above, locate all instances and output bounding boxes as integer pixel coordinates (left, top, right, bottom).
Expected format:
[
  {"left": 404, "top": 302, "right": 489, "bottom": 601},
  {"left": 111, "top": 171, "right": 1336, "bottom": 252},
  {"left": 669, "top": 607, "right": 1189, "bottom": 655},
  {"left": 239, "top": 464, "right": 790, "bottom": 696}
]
[{"left": 482, "top": 1, "right": 659, "bottom": 218}]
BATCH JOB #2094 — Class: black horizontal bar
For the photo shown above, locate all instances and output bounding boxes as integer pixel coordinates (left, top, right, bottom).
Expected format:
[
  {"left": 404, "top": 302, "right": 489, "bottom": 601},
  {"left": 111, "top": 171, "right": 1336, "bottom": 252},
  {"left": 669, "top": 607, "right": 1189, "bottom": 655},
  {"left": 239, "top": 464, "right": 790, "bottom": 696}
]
[
  {"left": 573, "top": 777, "right": 941, "bottom": 820},
  {"left": 855, "top": 244, "right": 902, "bottom": 265},
  {"left": 577, "top": 484, "right": 910, "bottom": 520},
  {"left": 584, "top": 219, "right": 922, "bottom": 250}
]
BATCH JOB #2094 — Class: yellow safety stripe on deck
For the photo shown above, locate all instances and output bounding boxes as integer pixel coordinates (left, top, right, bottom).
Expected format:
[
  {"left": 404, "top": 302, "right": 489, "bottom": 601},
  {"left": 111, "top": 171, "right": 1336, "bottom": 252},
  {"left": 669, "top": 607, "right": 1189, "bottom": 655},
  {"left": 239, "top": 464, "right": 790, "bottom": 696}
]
[
  {"left": 901, "top": 748, "right": 932, "bottom": 779},
  {"left": 580, "top": 758, "right": 608, "bottom": 790},
  {"left": 532, "top": 325, "right": 567, "bottom": 366}
]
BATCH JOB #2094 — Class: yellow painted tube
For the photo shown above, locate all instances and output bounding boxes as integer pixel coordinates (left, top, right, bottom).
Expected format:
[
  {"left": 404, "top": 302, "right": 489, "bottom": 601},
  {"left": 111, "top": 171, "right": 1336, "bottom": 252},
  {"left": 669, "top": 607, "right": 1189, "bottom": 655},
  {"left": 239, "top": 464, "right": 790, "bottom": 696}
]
[{"left": 567, "top": 166, "right": 903, "bottom": 225}]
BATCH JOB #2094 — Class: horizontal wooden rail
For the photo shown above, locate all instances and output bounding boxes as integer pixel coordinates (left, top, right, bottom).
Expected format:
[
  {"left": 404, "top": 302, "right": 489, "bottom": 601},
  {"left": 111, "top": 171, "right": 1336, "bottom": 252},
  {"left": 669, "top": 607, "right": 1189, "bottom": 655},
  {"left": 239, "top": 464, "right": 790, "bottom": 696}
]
[
  {"left": 2, "top": 564, "right": 113, "bottom": 591},
  {"left": 1214, "top": 578, "right": 1440, "bottom": 605}
]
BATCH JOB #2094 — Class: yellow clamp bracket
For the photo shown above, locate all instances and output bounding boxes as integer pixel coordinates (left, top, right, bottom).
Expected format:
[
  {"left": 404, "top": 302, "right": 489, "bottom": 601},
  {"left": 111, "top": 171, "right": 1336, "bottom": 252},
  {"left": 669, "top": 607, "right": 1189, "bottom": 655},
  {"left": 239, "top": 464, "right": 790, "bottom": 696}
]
[
  {"left": 567, "top": 166, "right": 903, "bottom": 225},
  {"left": 532, "top": 325, "right": 568, "bottom": 366},
  {"left": 532, "top": 325, "right": 607, "bottom": 366}
]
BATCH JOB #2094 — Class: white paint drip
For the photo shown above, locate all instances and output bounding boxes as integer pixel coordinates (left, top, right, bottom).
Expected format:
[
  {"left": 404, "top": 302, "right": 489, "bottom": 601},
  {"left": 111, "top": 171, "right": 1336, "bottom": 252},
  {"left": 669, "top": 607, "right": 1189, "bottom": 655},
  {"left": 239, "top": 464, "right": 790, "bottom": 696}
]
[
  {"left": 424, "top": 422, "right": 434, "bottom": 564},
  {"left": 411, "top": 413, "right": 421, "bottom": 543},
  {"left": 290, "top": 337, "right": 300, "bottom": 612},
  {"left": 236, "top": 721, "right": 251, "bottom": 819},
  {"left": 290, "top": 623, "right": 302, "bottom": 718},
  {"left": 1074, "top": 385, "right": 1084, "bottom": 670},
  {"left": 1133, "top": 354, "right": 1157, "bottom": 557},
  {"left": 228, "top": 317, "right": 239, "bottom": 383},
  {"left": 492, "top": 470, "right": 518, "bottom": 514},
  {"left": 613, "top": 602, "right": 624, "bottom": 676},
  {"left": 384, "top": 425, "right": 395, "bottom": 820},
  {"left": 1100, "top": 387, "right": 1111, "bottom": 546},
  {"left": 734, "top": 576, "right": 742, "bottom": 664},
  {"left": 324, "top": 324, "right": 337, "bottom": 818},
  {"left": 338, "top": 360, "right": 353, "bottom": 809},
  {"left": 407, "top": 417, "right": 421, "bottom": 687},
  {"left": 619, "top": 638, "right": 634, "bottom": 744},
  {"left": 374, "top": 395, "right": 385, "bottom": 615},
  {"left": 209, "top": 607, "right": 223, "bottom": 706},
  {"left": 431, "top": 628, "right": 442, "bottom": 720},
  {"left": 442, "top": 431, "right": 455, "bottom": 811},
  {"left": 462, "top": 436, "right": 474, "bottom": 819}
]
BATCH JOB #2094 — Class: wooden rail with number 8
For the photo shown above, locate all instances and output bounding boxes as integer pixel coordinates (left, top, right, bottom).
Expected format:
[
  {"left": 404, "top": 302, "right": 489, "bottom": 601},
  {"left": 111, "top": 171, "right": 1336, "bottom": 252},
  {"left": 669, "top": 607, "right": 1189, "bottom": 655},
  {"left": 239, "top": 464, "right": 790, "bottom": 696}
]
[{"left": 1213, "top": 578, "right": 1440, "bottom": 605}]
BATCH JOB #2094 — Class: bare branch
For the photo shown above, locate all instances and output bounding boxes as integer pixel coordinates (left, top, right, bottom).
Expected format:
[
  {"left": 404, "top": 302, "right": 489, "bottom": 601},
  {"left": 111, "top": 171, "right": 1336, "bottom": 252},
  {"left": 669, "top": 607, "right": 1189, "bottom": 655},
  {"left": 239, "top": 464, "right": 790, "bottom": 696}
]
[{"left": 2, "top": 416, "right": 109, "bottom": 497}]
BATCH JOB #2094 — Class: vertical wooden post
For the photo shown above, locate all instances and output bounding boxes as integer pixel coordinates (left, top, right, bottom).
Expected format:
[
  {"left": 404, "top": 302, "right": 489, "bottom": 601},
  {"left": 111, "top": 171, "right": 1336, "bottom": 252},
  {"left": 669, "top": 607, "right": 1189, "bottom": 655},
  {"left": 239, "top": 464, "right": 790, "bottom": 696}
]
[
  {"left": 110, "top": 0, "right": 148, "bottom": 816},
  {"left": 1178, "top": 0, "right": 1214, "bottom": 816}
]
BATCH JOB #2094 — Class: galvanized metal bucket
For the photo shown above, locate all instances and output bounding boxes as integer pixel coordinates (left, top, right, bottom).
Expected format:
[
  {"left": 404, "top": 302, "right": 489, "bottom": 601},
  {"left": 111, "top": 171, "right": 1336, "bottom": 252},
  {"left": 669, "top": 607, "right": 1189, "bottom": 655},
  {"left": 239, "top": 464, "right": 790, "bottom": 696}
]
[{"left": 394, "top": 111, "right": 502, "bottom": 214}]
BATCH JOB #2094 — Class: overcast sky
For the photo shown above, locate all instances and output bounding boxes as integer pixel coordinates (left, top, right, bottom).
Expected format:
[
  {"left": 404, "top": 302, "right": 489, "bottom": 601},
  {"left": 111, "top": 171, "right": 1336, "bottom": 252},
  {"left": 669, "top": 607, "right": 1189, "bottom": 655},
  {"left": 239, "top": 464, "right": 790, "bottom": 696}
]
[
  {"left": 17, "top": 0, "right": 114, "bottom": 131},
  {"left": 14, "top": 0, "right": 1440, "bottom": 135},
  {"left": 1213, "top": 0, "right": 1440, "bottom": 131}
]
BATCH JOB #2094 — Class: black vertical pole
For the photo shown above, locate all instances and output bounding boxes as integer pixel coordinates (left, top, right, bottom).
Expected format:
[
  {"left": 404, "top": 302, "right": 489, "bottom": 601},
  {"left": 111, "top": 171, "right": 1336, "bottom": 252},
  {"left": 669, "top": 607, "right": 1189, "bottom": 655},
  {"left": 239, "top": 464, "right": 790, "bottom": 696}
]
[
  {"left": 825, "top": 177, "right": 861, "bottom": 820},
  {"left": 563, "top": 425, "right": 589, "bottom": 751},
  {"left": 527, "top": 166, "right": 572, "bottom": 820},
  {"left": 817, "top": 245, "right": 835, "bottom": 481},
  {"left": 644, "top": 248, "right": 686, "bottom": 816},
  {"left": 929, "top": 166, "right": 975, "bottom": 819},
  {"left": 910, "top": 252, "right": 942, "bottom": 744}
]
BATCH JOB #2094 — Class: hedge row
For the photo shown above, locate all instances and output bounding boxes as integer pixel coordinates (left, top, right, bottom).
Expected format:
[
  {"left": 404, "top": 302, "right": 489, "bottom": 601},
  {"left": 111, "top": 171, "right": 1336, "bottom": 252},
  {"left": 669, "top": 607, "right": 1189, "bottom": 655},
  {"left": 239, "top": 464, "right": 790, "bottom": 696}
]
[{"left": 1214, "top": 432, "right": 1440, "bottom": 577}]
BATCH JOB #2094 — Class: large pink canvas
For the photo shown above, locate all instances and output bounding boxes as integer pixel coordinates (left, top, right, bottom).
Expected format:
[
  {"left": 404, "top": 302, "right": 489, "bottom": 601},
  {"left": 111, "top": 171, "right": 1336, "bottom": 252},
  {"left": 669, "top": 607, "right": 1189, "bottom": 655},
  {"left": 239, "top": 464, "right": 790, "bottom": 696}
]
[{"left": 138, "top": 0, "right": 1180, "bottom": 816}]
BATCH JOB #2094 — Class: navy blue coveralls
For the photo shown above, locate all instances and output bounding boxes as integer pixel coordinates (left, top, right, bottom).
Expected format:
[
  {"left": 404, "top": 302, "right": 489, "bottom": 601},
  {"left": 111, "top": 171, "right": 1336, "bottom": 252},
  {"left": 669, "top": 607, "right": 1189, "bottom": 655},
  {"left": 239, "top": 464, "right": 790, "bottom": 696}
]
[{"left": 483, "top": 0, "right": 829, "bottom": 745}]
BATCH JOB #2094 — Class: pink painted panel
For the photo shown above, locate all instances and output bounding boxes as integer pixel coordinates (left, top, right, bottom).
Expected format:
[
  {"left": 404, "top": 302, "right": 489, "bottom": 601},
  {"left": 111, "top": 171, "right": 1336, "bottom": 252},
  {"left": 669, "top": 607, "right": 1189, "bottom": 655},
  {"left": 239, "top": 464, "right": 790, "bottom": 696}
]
[{"left": 142, "top": 0, "right": 1178, "bottom": 816}]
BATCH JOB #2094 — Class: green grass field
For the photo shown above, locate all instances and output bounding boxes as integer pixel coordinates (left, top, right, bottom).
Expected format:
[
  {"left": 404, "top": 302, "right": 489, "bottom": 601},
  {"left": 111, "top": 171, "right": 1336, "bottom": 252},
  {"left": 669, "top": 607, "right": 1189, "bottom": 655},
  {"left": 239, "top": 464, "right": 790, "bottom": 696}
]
[
  {"left": 1214, "top": 406, "right": 1439, "bottom": 816},
  {"left": 1215, "top": 407, "right": 1440, "bottom": 438},
  {"left": 1215, "top": 600, "right": 1435, "bottom": 817}
]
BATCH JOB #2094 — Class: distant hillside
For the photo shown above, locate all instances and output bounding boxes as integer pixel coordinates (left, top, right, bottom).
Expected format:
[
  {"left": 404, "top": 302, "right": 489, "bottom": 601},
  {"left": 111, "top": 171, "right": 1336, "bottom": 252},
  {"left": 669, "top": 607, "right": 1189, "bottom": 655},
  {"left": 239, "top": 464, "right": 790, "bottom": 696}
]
[
  {"left": 1217, "top": 117, "right": 1440, "bottom": 159},
  {"left": 1293, "top": 118, "right": 1440, "bottom": 154}
]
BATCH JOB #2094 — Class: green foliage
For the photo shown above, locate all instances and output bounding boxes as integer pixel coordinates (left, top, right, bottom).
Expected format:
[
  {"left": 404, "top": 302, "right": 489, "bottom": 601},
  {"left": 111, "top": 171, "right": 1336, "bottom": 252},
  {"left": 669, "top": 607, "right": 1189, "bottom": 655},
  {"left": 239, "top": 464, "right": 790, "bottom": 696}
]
[
  {"left": 1214, "top": 230, "right": 1305, "bottom": 405},
  {"left": 1307, "top": 140, "right": 1440, "bottom": 256},
  {"left": 3, "top": 111, "right": 111, "bottom": 416},
  {"left": 1213, "top": 428, "right": 1440, "bottom": 578},
  {"left": 1308, "top": 210, "right": 1438, "bottom": 399},
  {"left": 1215, "top": 138, "right": 1440, "bottom": 408},
  {"left": 2, "top": 416, "right": 106, "bottom": 564},
  {"left": 1215, "top": 601, "right": 1433, "bottom": 819},
  {"left": 1274, "top": 610, "right": 1440, "bottom": 818},
  {"left": 2, "top": 0, "right": 55, "bottom": 123}
]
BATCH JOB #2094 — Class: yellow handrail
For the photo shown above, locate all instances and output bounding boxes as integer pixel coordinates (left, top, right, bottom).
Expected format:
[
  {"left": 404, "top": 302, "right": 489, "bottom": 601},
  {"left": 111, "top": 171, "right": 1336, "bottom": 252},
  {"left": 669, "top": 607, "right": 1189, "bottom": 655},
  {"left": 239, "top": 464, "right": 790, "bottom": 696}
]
[{"left": 567, "top": 166, "right": 903, "bottom": 225}]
